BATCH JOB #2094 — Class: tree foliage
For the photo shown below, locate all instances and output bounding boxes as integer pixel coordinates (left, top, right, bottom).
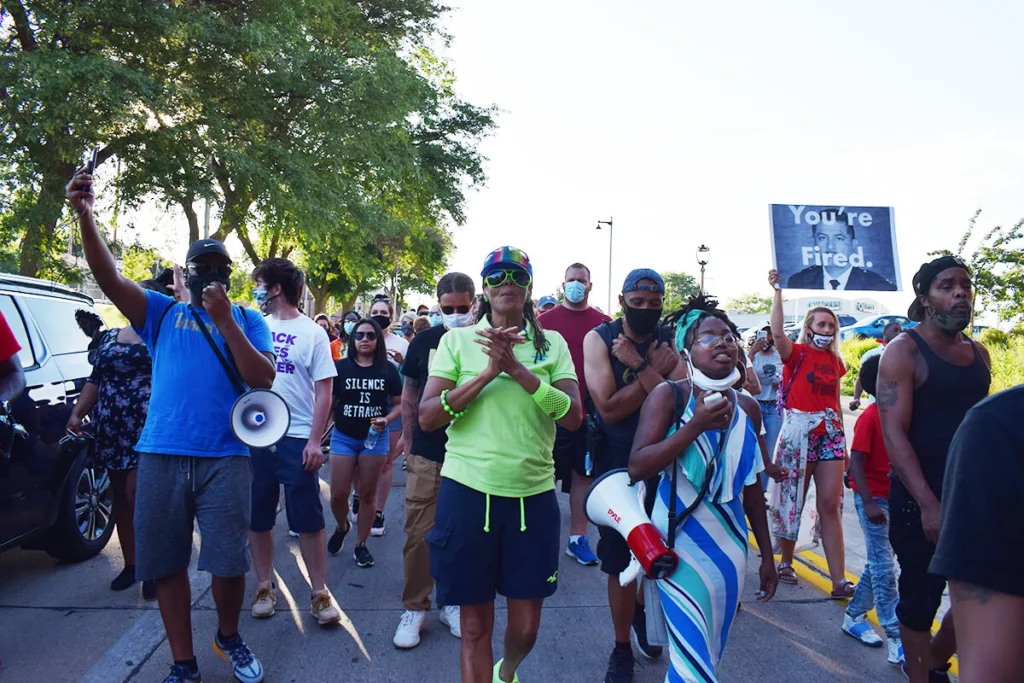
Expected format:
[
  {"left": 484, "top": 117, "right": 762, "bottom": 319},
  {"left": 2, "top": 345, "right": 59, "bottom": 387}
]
[
  {"left": 1, "top": 0, "right": 494, "bottom": 307},
  {"left": 662, "top": 271, "right": 700, "bottom": 313},
  {"left": 929, "top": 210, "right": 1024, "bottom": 326},
  {"left": 726, "top": 292, "right": 773, "bottom": 315}
]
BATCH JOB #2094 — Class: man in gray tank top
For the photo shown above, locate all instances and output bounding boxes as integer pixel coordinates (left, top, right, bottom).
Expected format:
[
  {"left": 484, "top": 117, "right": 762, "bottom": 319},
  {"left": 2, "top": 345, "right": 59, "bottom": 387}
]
[{"left": 878, "top": 255, "right": 991, "bottom": 683}]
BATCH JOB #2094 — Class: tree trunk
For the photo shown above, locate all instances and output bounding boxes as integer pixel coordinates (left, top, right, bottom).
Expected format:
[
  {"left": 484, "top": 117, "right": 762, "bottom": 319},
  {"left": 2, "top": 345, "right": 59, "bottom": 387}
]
[
  {"left": 342, "top": 291, "right": 360, "bottom": 315},
  {"left": 180, "top": 199, "right": 199, "bottom": 245},
  {"left": 19, "top": 161, "right": 76, "bottom": 277},
  {"left": 313, "top": 290, "right": 328, "bottom": 316}
]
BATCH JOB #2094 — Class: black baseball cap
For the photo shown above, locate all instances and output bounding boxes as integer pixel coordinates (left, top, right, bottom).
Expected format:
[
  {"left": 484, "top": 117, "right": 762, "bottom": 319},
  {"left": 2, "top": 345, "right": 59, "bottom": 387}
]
[
  {"left": 907, "top": 255, "right": 970, "bottom": 322},
  {"left": 185, "top": 239, "right": 232, "bottom": 264}
]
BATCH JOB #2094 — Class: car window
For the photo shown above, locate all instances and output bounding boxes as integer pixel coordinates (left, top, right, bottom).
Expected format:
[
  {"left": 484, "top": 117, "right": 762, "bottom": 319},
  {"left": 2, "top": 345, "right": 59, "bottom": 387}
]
[
  {"left": 0, "top": 296, "right": 36, "bottom": 367},
  {"left": 21, "top": 296, "right": 95, "bottom": 356}
]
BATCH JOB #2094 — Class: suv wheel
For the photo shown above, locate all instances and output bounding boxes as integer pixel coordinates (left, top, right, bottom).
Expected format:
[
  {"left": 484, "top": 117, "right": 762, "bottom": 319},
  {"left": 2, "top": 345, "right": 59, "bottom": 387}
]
[{"left": 46, "top": 453, "right": 115, "bottom": 562}]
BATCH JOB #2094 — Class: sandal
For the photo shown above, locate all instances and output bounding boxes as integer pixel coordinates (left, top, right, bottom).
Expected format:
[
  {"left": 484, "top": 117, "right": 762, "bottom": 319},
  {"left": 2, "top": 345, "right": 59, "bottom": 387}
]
[
  {"left": 778, "top": 562, "right": 797, "bottom": 585},
  {"left": 831, "top": 579, "right": 856, "bottom": 599}
]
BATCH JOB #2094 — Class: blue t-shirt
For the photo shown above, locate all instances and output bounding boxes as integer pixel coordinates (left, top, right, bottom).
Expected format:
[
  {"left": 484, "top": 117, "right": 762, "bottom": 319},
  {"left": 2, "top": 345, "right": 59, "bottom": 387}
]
[{"left": 132, "top": 290, "right": 274, "bottom": 457}]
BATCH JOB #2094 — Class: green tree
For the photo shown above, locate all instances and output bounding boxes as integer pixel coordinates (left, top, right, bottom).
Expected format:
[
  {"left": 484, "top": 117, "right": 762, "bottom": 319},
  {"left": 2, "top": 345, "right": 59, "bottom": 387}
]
[
  {"left": 118, "top": 242, "right": 163, "bottom": 283},
  {"left": 930, "top": 210, "right": 1024, "bottom": 327},
  {"left": 726, "top": 292, "right": 773, "bottom": 315},
  {"left": 662, "top": 271, "right": 700, "bottom": 312}
]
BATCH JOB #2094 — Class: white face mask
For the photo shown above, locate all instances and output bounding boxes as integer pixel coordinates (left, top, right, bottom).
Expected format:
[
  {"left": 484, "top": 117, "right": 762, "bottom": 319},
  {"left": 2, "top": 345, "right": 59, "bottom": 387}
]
[
  {"left": 684, "top": 351, "right": 742, "bottom": 392},
  {"left": 811, "top": 333, "right": 834, "bottom": 349},
  {"left": 442, "top": 312, "right": 474, "bottom": 329}
]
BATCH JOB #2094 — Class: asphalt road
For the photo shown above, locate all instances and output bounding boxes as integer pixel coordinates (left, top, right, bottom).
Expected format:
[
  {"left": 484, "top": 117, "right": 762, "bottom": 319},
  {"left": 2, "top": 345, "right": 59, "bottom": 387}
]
[{"left": 0, "top": 458, "right": 915, "bottom": 683}]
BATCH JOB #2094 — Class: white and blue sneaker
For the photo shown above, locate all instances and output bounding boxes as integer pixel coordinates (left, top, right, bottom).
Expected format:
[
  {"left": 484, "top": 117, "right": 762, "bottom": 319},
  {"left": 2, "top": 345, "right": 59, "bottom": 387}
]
[
  {"left": 842, "top": 614, "right": 883, "bottom": 647},
  {"left": 213, "top": 630, "right": 264, "bottom": 683},
  {"left": 888, "top": 637, "right": 905, "bottom": 665},
  {"left": 566, "top": 536, "right": 599, "bottom": 566}
]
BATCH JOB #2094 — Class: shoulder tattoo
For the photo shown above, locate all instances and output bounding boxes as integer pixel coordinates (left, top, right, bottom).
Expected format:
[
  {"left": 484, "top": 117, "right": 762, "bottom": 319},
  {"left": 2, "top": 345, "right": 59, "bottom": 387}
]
[{"left": 877, "top": 381, "right": 898, "bottom": 412}]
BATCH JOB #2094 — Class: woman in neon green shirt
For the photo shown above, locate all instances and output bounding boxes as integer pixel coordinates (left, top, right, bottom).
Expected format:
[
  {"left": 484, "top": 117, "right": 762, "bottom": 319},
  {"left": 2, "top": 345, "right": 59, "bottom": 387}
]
[{"left": 420, "top": 246, "right": 583, "bottom": 683}]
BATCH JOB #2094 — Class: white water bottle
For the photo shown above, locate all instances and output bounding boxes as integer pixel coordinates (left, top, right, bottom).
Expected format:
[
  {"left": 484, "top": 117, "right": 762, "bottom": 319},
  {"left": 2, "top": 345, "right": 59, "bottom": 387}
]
[{"left": 364, "top": 424, "right": 382, "bottom": 450}]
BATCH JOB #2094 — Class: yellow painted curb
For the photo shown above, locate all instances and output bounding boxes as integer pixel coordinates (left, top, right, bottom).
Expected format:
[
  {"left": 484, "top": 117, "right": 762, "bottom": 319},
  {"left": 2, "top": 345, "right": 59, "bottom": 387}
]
[{"left": 748, "top": 534, "right": 958, "bottom": 677}]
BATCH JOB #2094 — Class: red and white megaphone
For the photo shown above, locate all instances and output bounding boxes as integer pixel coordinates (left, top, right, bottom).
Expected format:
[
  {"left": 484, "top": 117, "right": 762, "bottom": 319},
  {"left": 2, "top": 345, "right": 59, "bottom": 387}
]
[{"left": 585, "top": 468, "right": 679, "bottom": 581}]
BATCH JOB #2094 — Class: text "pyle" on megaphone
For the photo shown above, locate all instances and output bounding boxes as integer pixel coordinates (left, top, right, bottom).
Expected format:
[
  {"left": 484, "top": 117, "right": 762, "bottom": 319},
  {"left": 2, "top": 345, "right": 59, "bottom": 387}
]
[
  {"left": 230, "top": 389, "right": 291, "bottom": 450},
  {"left": 584, "top": 468, "right": 678, "bottom": 580}
]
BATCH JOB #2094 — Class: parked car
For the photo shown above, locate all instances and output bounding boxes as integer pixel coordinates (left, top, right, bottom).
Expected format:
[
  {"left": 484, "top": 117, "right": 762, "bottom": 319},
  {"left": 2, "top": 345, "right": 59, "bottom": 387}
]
[
  {"left": 840, "top": 314, "right": 917, "bottom": 341},
  {"left": 0, "top": 274, "right": 114, "bottom": 562}
]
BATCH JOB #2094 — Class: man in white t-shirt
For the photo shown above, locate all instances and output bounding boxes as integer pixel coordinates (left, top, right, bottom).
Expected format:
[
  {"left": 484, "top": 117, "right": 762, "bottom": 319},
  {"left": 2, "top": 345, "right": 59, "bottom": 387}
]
[{"left": 248, "top": 258, "right": 340, "bottom": 626}]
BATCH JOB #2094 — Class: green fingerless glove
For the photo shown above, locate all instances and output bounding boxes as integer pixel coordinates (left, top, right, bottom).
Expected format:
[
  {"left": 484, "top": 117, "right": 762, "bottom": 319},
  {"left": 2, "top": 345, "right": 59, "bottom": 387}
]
[{"left": 531, "top": 381, "right": 571, "bottom": 420}]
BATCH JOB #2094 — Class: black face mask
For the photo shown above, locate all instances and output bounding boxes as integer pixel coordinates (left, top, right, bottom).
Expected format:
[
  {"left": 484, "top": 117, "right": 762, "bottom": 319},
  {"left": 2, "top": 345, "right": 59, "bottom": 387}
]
[
  {"left": 623, "top": 305, "right": 662, "bottom": 337},
  {"left": 371, "top": 315, "right": 391, "bottom": 331},
  {"left": 188, "top": 270, "right": 231, "bottom": 308}
]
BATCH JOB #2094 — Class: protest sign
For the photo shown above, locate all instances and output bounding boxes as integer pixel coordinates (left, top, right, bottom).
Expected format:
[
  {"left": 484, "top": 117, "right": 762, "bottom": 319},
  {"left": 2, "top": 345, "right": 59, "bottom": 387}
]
[{"left": 769, "top": 204, "right": 901, "bottom": 291}]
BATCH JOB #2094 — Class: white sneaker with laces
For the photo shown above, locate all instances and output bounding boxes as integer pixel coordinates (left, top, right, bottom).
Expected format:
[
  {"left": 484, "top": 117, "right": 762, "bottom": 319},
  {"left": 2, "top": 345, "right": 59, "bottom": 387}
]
[
  {"left": 887, "top": 637, "right": 904, "bottom": 665},
  {"left": 440, "top": 605, "right": 462, "bottom": 638},
  {"left": 842, "top": 614, "right": 883, "bottom": 647},
  {"left": 393, "top": 610, "right": 427, "bottom": 649}
]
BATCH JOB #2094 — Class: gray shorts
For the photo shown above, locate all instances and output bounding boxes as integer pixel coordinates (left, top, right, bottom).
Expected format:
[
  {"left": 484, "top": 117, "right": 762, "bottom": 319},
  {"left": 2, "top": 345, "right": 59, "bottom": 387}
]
[{"left": 135, "top": 453, "right": 252, "bottom": 582}]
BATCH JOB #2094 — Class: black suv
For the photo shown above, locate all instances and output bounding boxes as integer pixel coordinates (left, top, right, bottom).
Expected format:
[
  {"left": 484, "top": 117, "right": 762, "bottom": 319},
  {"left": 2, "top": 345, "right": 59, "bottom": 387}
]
[{"left": 0, "top": 274, "right": 114, "bottom": 562}]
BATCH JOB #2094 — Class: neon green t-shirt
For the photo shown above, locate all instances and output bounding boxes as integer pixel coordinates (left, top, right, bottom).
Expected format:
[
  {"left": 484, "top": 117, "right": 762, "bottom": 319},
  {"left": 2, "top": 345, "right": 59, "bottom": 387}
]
[{"left": 429, "top": 317, "right": 578, "bottom": 497}]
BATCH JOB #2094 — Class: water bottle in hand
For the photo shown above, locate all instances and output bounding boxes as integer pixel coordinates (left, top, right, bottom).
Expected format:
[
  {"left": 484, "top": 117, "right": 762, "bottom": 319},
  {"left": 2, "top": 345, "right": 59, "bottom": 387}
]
[{"left": 364, "top": 420, "right": 383, "bottom": 450}]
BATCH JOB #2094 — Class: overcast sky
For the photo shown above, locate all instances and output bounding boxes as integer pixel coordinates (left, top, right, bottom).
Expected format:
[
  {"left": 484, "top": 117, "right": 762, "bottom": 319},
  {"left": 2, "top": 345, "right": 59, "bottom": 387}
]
[
  {"left": 117, "top": 1, "right": 1023, "bottom": 317},
  {"left": 433, "top": 0, "right": 1023, "bottom": 314}
]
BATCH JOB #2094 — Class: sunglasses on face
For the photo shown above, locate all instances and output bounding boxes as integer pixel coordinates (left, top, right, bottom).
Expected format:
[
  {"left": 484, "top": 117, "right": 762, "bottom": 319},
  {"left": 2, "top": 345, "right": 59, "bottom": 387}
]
[
  {"left": 354, "top": 331, "right": 377, "bottom": 341},
  {"left": 440, "top": 305, "right": 471, "bottom": 315},
  {"left": 694, "top": 332, "right": 739, "bottom": 349},
  {"left": 187, "top": 263, "right": 231, "bottom": 278},
  {"left": 484, "top": 270, "right": 532, "bottom": 289}
]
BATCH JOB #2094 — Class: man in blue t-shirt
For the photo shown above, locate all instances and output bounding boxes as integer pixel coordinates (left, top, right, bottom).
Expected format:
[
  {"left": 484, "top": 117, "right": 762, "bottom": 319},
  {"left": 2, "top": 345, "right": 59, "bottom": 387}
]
[{"left": 67, "top": 169, "right": 275, "bottom": 683}]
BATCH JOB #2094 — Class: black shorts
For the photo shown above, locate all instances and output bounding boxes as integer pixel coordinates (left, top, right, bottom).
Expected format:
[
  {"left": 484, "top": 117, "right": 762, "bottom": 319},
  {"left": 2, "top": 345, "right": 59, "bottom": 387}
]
[
  {"left": 889, "top": 482, "right": 945, "bottom": 632},
  {"left": 553, "top": 425, "right": 589, "bottom": 492},
  {"left": 597, "top": 476, "right": 659, "bottom": 577},
  {"left": 428, "top": 478, "right": 560, "bottom": 605}
]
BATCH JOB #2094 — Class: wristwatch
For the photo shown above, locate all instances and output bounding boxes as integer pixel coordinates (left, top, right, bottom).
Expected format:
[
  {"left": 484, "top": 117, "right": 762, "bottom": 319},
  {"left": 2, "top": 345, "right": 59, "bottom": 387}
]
[{"left": 633, "top": 359, "right": 649, "bottom": 374}]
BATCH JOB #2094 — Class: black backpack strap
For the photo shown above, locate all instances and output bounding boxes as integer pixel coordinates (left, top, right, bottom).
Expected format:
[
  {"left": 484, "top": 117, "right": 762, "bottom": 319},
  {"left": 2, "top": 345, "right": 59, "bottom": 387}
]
[
  {"left": 151, "top": 301, "right": 176, "bottom": 350},
  {"left": 188, "top": 306, "right": 248, "bottom": 395},
  {"left": 666, "top": 380, "right": 691, "bottom": 548}
]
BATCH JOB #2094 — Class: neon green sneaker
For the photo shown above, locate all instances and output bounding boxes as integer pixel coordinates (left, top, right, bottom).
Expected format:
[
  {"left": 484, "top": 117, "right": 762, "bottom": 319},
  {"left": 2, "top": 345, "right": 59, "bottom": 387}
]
[{"left": 493, "top": 659, "right": 520, "bottom": 683}]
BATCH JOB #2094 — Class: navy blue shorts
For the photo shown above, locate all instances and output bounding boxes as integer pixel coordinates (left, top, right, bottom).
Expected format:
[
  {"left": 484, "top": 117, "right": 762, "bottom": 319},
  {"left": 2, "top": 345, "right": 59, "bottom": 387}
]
[
  {"left": 250, "top": 437, "right": 325, "bottom": 534},
  {"left": 428, "top": 478, "right": 560, "bottom": 605}
]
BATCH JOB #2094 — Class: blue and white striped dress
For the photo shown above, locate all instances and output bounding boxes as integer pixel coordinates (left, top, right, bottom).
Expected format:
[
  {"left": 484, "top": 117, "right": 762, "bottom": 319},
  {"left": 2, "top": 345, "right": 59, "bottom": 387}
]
[{"left": 650, "top": 390, "right": 764, "bottom": 683}]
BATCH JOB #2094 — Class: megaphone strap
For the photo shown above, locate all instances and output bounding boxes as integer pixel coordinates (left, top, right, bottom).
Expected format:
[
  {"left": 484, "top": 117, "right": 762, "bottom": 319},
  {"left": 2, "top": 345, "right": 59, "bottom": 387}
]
[{"left": 188, "top": 306, "right": 248, "bottom": 395}]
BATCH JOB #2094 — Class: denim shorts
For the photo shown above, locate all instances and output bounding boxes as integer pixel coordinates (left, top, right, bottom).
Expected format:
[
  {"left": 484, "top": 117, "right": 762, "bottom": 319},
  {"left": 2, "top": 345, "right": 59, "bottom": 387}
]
[
  {"left": 428, "top": 478, "right": 560, "bottom": 605},
  {"left": 330, "top": 428, "right": 389, "bottom": 457},
  {"left": 250, "top": 437, "right": 325, "bottom": 534},
  {"left": 388, "top": 415, "right": 403, "bottom": 434}
]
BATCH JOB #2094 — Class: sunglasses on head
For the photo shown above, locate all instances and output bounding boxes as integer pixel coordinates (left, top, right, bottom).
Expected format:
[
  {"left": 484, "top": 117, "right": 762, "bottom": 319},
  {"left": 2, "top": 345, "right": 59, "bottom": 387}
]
[
  {"left": 187, "top": 263, "right": 231, "bottom": 278},
  {"left": 694, "top": 332, "right": 738, "bottom": 349},
  {"left": 440, "top": 305, "right": 471, "bottom": 315},
  {"left": 354, "top": 331, "right": 377, "bottom": 341},
  {"left": 484, "top": 269, "right": 532, "bottom": 289}
]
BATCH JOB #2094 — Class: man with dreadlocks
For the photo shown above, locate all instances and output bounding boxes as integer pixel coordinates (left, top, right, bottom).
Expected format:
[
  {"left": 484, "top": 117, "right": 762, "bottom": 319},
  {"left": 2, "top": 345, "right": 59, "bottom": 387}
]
[
  {"left": 419, "top": 246, "right": 583, "bottom": 683},
  {"left": 629, "top": 294, "right": 778, "bottom": 683}
]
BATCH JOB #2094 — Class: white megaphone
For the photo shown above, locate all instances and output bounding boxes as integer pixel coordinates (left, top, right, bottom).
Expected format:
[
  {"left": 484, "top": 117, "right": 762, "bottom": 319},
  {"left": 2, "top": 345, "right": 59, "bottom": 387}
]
[
  {"left": 230, "top": 389, "right": 291, "bottom": 450},
  {"left": 585, "top": 468, "right": 678, "bottom": 581}
]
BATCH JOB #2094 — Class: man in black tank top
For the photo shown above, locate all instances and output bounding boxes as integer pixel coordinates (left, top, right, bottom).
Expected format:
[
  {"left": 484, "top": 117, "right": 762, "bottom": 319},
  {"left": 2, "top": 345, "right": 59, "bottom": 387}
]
[
  {"left": 583, "top": 269, "right": 686, "bottom": 683},
  {"left": 878, "top": 256, "right": 991, "bottom": 683}
]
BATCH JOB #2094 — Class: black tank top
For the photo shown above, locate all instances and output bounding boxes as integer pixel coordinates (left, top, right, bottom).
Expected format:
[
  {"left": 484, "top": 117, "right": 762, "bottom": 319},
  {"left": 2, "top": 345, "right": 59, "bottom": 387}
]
[
  {"left": 905, "top": 328, "right": 990, "bottom": 497},
  {"left": 594, "top": 319, "right": 674, "bottom": 462}
]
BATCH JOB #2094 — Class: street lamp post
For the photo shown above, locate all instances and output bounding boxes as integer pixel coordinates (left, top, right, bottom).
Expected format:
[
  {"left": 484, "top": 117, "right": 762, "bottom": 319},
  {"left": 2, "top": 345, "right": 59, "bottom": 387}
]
[
  {"left": 696, "top": 244, "right": 710, "bottom": 293},
  {"left": 596, "top": 217, "right": 613, "bottom": 313}
]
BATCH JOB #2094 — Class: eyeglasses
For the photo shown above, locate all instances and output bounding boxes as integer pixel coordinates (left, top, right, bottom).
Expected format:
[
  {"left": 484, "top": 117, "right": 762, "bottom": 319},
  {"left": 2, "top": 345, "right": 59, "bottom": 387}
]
[
  {"left": 187, "top": 263, "right": 231, "bottom": 278},
  {"left": 694, "top": 332, "right": 738, "bottom": 348},
  {"left": 354, "top": 331, "right": 377, "bottom": 341},
  {"left": 440, "top": 305, "right": 471, "bottom": 315},
  {"left": 484, "top": 270, "right": 532, "bottom": 289}
]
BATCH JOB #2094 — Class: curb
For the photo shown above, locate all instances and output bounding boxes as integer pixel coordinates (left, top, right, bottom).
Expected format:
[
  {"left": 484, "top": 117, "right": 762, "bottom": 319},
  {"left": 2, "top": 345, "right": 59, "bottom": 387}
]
[{"left": 749, "top": 535, "right": 959, "bottom": 678}]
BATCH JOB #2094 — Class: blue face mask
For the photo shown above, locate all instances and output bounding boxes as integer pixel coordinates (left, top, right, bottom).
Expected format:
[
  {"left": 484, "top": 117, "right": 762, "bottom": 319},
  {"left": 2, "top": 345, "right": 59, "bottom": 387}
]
[
  {"left": 343, "top": 321, "right": 356, "bottom": 335},
  {"left": 429, "top": 312, "right": 443, "bottom": 327},
  {"left": 564, "top": 280, "right": 586, "bottom": 304}
]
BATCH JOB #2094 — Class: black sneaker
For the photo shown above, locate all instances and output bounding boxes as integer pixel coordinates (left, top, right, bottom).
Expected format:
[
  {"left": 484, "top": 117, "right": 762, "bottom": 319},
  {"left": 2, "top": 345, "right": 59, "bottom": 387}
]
[
  {"left": 354, "top": 543, "right": 374, "bottom": 568},
  {"left": 327, "top": 524, "right": 349, "bottom": 555},
  {"left": 631, "top": 600, "right": 663, "bottom": 660},
  {"left": 161, "top": 662, "right": 201, "bottom": 683},
  {"left": 110, "top": 565, "right": 137, "bottom": 591},
  {"left": 142, "top": 580, "right": 157, "bottom": 601},
  {"left": 349, "top": 495, "right": 360, "bottom": 524},
  {"left": 370, "top": 511, "right": 386, "bottom": 537},
  {"left": 604, "top": 642, "right": 634, "bottom": 683}
]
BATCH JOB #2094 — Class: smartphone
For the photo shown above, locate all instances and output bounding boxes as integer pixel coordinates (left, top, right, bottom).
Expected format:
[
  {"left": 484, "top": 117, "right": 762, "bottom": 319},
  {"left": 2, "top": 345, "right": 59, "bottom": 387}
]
[
  {"left": 756, "top": 330, "right": 768, "bottom": 341},
  {"left": 83, "top": 148, "right": 98, "bottom": 194}
]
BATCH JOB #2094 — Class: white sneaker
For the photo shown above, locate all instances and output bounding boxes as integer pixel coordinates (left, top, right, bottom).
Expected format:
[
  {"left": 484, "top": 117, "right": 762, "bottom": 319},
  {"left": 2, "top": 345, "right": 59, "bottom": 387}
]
[
  {"left": 842, "top": 614, "right": 883, "bottom": 647},
  {"left": 440, "top": 605, "right": 462, "bottom": 639},
  {"left": 393, "top": 610, "right": 427, "bottom": 649},
  {"left": 887, "top": 637, "right": 904, "bottom": 665}
]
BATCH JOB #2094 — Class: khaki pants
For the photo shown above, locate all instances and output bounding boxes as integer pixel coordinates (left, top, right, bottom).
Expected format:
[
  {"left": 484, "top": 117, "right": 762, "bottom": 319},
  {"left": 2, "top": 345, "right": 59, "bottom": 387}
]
[{"left": 402, "top": 454, "right": 443, "bottom": 611}]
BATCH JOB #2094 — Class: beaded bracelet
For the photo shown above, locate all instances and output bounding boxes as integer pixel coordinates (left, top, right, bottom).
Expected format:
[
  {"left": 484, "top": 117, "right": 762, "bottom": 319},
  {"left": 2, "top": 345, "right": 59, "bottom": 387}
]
[{"left": 440, "top": 389, "right": 467, "bottom": 421}]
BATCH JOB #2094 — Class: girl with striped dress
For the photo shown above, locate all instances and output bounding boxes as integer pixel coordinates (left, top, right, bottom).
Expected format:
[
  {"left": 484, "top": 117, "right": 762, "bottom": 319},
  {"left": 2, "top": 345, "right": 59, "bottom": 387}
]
[{"left": 629, "top": 295, "right": 780, "bottom": 682}]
